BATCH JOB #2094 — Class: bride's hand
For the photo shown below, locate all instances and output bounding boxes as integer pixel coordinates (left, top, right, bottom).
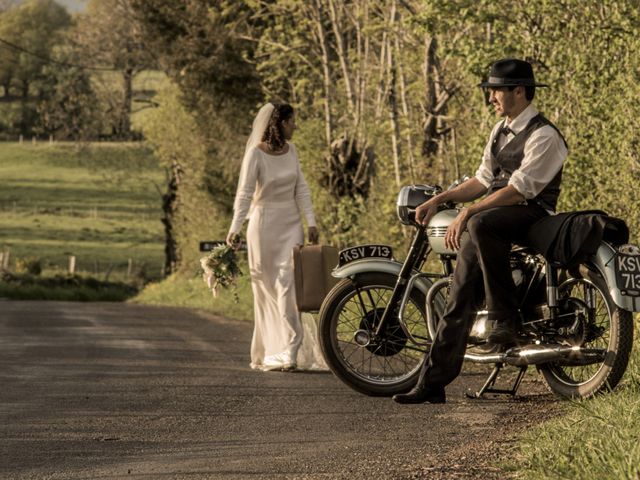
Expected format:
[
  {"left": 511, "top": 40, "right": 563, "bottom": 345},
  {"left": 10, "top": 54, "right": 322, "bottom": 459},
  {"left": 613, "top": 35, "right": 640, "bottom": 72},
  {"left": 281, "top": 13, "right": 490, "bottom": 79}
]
[
  {"left": 226, "top": 232, "right": 241, "bottom": 249},
  {"left": 308, "top": 226, "right": 319, "bottom": 244}
]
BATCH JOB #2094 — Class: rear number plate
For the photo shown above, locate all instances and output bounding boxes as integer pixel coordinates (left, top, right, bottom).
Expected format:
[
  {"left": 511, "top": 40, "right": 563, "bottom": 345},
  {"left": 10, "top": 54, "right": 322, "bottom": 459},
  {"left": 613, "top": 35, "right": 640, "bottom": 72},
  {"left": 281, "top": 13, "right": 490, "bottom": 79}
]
[
  {"left": 338, "top": 244, "right": 393, "bottom": 267},
  {"left": 616, "top": 249, "right": 640, "bottom": 296}
]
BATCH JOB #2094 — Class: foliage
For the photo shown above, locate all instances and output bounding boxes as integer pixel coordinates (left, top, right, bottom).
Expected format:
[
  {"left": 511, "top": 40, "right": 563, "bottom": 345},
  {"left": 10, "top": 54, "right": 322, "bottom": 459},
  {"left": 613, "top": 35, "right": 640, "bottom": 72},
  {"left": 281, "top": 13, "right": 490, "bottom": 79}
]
[
  {"left": 14, "top": 256, "right": 42, "bottom": 275},
  {"left": 35, "top": 50, "right": 102, "bottom": 140},
  {"left": 132, "top": 268, "right": 254, "bottom": 321},
  {"left": 411, "top": 0, "right": 640, "bottom": 239},
  {"left": 71, "top": 0, "right": 154, "bottom": 139},
  {"left": 136, "top": 83, "right": 232, "bottom": 273},
  {"left": 512, "top": 331, "right": 640, "bottom": 479},
  {"left": 0, "top": 0, "right": 71, "bottom": 135},
  {"left": 130, "top": 0, "right": 262, "bottom": 205},
  {"left": 0, "top": 270, "right": 139, "bottom": 301}
]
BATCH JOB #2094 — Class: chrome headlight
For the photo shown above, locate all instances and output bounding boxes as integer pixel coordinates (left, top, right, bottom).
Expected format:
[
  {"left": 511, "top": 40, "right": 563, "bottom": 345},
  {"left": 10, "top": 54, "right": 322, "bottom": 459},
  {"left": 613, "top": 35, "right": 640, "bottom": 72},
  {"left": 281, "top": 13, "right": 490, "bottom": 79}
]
[{"left": 396, "top": 184, "right": 442, "bottom": 225}]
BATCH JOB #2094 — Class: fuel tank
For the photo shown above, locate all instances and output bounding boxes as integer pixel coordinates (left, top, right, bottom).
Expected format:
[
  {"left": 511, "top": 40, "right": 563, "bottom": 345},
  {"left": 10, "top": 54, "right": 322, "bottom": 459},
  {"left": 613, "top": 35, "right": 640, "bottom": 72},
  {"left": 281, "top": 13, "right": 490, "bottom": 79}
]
[{"left": 427, "top": 208, "right": 469, "bottom": 255}]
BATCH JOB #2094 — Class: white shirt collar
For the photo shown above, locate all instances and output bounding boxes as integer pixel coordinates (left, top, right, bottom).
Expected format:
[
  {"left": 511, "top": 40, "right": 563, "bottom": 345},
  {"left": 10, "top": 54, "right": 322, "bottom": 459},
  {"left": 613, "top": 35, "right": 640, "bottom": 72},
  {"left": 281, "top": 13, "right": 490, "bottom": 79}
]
[{"left": 505, "top": 103, "right": 538, "bottom": 134}]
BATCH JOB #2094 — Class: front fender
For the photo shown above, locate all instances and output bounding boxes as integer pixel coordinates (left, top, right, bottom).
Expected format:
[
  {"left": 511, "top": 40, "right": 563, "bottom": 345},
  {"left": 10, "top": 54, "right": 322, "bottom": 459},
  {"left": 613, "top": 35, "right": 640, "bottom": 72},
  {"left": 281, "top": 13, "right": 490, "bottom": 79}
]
[
  {"left": 332, "top": 258, "right": 435, "bottom": 296},
  {"left": 591, "top": 242, "right": 640, "bottom": 312}
]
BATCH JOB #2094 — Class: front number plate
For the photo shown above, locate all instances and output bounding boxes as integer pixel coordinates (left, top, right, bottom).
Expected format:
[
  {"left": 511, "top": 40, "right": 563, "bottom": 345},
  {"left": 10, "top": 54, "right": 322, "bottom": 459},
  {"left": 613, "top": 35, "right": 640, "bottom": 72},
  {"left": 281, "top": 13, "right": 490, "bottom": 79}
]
[
  {"left": 338, "top": 244, "right": 393, "bottom": 267},
  {"left": 615, "top": 250, "right": 640, "bottom": 296}
]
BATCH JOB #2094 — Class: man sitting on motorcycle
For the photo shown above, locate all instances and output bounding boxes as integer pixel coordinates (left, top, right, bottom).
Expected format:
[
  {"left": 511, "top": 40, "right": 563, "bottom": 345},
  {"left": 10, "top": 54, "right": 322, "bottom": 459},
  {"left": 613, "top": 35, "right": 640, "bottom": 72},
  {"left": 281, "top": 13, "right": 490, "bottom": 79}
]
[{"left": 393, "top": 58, "right": 569, "bottom": 404}]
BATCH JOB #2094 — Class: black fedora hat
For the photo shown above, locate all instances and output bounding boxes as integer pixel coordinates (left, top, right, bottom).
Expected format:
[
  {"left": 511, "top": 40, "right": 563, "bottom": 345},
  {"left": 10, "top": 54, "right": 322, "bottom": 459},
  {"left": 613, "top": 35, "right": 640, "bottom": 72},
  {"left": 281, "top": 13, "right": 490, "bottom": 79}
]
[{"left": 478, "top": 58, "right": 548, "bottom": 88}]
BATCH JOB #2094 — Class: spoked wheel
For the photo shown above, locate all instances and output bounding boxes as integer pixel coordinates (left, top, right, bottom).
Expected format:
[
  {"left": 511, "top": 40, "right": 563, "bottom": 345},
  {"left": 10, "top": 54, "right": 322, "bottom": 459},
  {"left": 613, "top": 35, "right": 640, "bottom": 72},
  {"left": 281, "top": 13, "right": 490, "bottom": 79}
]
[
  {"left": 318, "top": 272, "right": 431, "bottom": 396},
  {"left": 539, "top": 269, "right": 634, "bottom": 398}
]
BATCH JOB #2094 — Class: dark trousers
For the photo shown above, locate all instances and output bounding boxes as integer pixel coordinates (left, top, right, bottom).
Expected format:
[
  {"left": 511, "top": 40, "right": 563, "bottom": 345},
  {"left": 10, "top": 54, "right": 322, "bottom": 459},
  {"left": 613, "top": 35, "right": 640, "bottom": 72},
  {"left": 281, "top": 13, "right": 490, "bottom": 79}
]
[{"left": 420, "top": 204, "right": 548, "bottom": 387}]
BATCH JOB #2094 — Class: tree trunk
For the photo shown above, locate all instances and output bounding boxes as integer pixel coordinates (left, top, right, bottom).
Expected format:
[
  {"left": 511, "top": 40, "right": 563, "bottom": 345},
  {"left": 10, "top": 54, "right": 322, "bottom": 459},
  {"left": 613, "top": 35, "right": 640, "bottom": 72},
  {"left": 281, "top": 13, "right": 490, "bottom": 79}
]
[
  {"left": 328, "top": 0, "right": 357, "bottom": 123},
  {"left": 421, "top": 34, "right": 458, "bottom": 184},
  {"left": 120, "top": 67, "right": 133, "bottom": 139},
  {"left": 386, "top": 19, "right": 401, "bottom": 186},
  {"left": 394, "top": 33, "right": 416, "bottom": 181},
  {"left": 312, "top": 0, "right": 333, "bottom": 150},
  {"left": 161, "top": 160, "right": 182, "bottom": 276}
]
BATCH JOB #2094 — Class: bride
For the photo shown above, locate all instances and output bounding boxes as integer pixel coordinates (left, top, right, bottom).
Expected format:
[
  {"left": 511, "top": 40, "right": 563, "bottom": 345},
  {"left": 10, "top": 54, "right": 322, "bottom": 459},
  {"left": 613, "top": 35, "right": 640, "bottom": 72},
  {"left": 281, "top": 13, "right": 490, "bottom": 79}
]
[{"left": 226, "top": 102, "right": 327, "bottom": 372}]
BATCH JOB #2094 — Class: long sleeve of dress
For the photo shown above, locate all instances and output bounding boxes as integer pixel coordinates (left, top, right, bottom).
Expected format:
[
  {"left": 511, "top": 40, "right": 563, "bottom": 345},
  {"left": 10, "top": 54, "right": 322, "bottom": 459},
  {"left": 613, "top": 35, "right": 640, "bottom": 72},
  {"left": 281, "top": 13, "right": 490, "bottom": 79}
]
[
  {"left": 292, "top": 146, "right": 316, "bottom": 227},
  {"left": 229, "top": 149, "right": 260, "bottom": 235}
]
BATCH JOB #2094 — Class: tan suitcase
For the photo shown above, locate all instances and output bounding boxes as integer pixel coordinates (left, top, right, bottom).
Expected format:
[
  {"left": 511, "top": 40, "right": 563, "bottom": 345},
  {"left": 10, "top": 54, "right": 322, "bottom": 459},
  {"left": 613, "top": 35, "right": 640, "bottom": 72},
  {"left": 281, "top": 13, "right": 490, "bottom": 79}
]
[{"left": 292, "top": 244, "right": 340, "bottom": 312}]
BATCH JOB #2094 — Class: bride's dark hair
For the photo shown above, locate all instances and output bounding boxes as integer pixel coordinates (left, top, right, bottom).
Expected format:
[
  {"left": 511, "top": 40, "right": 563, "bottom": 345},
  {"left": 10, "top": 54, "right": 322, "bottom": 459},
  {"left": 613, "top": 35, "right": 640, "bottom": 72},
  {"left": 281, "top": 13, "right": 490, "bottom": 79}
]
[{"left": 262, "top": 103, "right": 293, "bottom": 151}]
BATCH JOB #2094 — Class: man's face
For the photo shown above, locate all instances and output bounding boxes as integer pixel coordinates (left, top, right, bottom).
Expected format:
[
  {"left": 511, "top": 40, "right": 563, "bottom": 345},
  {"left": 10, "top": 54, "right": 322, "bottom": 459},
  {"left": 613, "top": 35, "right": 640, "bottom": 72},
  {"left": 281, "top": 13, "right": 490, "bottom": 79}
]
[{"left": 487, "top": 87, "right": 518, "bottom": 118}]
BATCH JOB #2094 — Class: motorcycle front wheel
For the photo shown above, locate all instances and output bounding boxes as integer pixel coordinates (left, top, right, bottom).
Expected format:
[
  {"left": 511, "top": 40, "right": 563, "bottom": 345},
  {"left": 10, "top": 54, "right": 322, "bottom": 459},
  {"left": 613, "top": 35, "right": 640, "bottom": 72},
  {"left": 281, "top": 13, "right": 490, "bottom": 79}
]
[
  {"left": 539, "top": 269, "right": 634, "bottom": 398},
  {"left": 318, "top": 272, "right": 431, "bottom": 396}
]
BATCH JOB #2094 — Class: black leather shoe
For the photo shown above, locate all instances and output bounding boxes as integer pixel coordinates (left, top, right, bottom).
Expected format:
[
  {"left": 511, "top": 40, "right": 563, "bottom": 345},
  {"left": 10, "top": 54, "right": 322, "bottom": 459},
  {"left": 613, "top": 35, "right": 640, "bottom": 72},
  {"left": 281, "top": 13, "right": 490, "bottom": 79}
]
[
  {"left": 486, "top": 319, "right": 518, "bottom": 345},
  {"left": 392, "top": 384, "right": 446, "bottom": 404}
]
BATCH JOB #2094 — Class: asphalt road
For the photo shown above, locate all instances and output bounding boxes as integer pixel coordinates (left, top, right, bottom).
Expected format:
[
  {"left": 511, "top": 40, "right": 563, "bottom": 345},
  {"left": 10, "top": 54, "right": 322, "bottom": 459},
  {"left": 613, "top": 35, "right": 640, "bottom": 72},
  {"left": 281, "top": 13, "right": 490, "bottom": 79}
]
[{"left": 0, "top": 300, "right": 558, "bottom": 479}]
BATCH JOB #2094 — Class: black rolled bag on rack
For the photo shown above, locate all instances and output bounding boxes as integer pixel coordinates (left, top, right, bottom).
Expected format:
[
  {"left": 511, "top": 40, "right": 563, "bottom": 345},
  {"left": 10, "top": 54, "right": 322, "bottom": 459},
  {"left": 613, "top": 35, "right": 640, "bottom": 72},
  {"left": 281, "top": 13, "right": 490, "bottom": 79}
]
[{"left": 527, "top": 209, "right": 629, "bottom": 267}]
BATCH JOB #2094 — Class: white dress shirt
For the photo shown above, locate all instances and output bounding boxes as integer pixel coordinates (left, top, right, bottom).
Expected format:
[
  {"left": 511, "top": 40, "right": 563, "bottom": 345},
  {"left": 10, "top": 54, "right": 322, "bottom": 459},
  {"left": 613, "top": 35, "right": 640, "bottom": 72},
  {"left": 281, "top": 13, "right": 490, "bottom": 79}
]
[{"left": 474, "top": 104, "right": 568, "bottom": 204}]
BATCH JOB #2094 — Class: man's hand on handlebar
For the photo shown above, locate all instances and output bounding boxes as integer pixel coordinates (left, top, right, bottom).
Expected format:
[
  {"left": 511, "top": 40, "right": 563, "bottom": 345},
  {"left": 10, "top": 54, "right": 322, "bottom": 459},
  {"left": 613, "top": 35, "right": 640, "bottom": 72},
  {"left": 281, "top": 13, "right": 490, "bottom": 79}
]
[{"left": 415, "top": 200, "right": 439, "bottom": 226}]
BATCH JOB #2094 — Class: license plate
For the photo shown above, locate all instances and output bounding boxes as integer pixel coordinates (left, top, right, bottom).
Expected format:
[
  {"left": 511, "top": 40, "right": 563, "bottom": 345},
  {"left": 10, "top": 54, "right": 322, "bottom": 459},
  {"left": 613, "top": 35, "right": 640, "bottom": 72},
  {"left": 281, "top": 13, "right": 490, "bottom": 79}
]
[
  {"left": 338, "top": 244, "right": 393, "bottom": 267},
  {"left": 615, "top": 245, "right": 640, "bottom": 296}
]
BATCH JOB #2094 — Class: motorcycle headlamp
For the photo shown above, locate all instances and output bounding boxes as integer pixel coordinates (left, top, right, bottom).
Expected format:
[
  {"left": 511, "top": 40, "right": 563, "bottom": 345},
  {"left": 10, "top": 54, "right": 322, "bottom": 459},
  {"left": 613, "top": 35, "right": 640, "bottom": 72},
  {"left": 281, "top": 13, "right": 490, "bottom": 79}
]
[{"left": 396, "top": 184, "right": 442, "bottom": 226}]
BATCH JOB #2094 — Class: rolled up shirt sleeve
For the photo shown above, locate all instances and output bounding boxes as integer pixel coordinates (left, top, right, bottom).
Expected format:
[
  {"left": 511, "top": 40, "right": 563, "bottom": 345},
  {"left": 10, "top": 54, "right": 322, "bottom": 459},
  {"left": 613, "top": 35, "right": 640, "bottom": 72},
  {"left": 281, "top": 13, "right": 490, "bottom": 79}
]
[
  {"left": 508, "top": 125, "right": 568, "bottom": 199},
  {"left": 474, "top": 124, "right": 500, "bottom": 188}
]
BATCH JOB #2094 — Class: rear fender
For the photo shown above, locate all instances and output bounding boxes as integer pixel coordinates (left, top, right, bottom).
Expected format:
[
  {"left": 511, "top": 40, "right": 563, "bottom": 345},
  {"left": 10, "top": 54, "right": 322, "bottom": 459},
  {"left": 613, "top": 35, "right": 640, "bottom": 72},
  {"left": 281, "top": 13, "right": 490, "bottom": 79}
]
[{"left": 590, "top": 242, "right": 640, "bottom": 312}]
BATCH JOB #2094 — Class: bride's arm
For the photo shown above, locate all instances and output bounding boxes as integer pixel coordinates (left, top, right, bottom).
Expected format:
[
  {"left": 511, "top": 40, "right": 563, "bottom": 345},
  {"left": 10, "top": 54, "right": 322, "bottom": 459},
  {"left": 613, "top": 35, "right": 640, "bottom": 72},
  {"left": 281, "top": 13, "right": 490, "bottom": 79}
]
[
  {"left": 227, "top": 149, "right": 260, "bottom": 242},
  {"left": 292, "top": 145, "right": 317, "bottom": 229}
]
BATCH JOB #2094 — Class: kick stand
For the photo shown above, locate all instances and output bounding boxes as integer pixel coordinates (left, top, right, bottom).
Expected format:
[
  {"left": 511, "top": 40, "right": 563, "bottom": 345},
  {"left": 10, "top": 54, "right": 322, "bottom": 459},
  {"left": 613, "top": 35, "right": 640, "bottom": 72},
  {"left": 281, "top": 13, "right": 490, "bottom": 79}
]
[{"left": 466, "top": 364, "right": 528, "bottom": 399}]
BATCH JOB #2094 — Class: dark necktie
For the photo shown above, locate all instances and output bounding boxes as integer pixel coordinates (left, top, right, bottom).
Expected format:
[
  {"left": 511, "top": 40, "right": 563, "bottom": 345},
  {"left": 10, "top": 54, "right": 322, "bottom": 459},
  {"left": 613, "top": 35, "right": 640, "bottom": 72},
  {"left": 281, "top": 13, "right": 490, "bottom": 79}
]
[
  {"left": 500, "top": 125, "right": 515, "bottom": 136},
  {"left": 491, "top": 124, "right": 514, "bottom": 156}
]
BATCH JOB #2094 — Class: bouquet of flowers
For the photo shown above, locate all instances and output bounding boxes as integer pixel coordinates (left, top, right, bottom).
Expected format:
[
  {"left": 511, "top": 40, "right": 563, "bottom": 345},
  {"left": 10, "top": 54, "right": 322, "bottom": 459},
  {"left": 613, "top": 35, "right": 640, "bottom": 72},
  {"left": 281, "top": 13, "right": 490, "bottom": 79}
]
[{"left": 199, "top": 242, "right": 242, "bottom": 300}]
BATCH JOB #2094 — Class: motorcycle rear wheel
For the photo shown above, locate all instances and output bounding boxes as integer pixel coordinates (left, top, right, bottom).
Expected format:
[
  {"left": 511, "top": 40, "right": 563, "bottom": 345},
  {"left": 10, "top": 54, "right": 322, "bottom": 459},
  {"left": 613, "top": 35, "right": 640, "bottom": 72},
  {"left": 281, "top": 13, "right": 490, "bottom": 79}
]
[
  {"left": 539, "top": 270, "right": 634, "bottom": 398},
  {"left": 318, "top": 272, "right": 430, "bottom": 396}
]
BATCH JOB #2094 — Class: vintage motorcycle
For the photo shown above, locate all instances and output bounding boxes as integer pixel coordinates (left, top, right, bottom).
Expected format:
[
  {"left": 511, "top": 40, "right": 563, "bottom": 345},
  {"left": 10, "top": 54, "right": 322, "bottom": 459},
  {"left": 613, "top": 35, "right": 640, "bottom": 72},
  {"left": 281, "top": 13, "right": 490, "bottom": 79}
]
[{"left": 318, "top": 182, "right": 639, "bottom": 399}]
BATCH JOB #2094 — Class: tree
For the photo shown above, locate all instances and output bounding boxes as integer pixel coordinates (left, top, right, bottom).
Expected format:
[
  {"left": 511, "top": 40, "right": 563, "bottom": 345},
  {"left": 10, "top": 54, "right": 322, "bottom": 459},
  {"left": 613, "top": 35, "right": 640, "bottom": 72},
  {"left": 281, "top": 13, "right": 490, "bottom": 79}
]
[
  {"left": 0, "top": 0, "right": 70, "bottom": 134},
  {"left": 36, "top": 48, "right": 101, "bottom": 140},
  {"left": 73, "top": 0, "right": 154, "bottom": 139},
  {"left": 130, "top": 0, "right": 264, "bottom": 272}
]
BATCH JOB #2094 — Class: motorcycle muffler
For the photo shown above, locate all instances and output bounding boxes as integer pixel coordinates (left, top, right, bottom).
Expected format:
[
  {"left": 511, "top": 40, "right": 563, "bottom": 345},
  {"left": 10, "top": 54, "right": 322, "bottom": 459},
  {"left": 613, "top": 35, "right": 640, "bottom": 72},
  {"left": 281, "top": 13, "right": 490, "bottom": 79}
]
[{"left": 465, "top": 344, "right": 606, "bottom": 366}]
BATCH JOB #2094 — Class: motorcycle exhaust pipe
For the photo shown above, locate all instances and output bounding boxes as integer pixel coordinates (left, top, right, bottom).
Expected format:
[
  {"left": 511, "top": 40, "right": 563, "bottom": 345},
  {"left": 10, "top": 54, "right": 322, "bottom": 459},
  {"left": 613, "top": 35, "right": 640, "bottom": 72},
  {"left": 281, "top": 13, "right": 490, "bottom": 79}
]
[{"left": 465, "top": 344, "right": 606, "bottom": 366}]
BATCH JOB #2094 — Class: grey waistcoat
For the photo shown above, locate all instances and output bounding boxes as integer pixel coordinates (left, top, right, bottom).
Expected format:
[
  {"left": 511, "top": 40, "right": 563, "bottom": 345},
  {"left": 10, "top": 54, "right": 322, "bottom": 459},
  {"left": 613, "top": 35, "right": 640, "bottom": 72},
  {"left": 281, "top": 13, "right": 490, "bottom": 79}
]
[{"left": 488, "top": 113, "right": 567, "bottom": 212}]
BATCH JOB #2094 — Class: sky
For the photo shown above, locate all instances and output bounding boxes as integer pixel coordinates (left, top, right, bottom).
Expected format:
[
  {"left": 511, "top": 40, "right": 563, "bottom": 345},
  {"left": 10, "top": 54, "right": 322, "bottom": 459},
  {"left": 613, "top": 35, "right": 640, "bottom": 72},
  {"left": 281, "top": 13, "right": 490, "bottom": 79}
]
[
  {"left": 10, "top": 0, "right": 88, "bottom": 12},
  {"left": 54, "top": 0, "right": 87, "bottom": 12}
]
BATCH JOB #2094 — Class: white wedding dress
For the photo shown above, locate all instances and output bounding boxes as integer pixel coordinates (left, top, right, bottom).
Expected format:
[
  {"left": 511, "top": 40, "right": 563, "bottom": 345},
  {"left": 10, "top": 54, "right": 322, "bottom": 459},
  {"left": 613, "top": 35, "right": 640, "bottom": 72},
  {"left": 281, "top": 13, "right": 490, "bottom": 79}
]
[{"left": 229, "top": 142, "right": 328, "bottom": 371}]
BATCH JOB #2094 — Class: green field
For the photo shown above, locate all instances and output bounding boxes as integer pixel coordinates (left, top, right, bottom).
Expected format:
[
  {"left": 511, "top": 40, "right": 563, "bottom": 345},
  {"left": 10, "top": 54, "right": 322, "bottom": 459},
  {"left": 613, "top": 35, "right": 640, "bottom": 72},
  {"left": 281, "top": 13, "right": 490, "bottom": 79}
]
[{"left": 0, "top": 142, "right": 165, "bottom": 282}]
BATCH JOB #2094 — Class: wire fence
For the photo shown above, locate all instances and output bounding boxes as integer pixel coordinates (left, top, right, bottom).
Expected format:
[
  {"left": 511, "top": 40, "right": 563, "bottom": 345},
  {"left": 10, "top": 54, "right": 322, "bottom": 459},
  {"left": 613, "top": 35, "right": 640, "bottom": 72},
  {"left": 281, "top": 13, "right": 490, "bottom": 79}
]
[{"left": 0, "top": 248, "right": 163, "bottom": 283}]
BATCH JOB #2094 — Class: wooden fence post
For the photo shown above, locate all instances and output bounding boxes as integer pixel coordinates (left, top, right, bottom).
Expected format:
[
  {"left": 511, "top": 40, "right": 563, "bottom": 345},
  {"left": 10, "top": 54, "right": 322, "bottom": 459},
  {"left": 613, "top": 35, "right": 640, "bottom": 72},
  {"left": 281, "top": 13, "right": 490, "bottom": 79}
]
[
  {"left": 127, "top": 258, "right": 133, "bottom": 278},
  {"left": 1, "top": 249, "right": 10, "bottom": 270},
  {"left": 68, "top": 255, "right": 76, "bottom": 275}
]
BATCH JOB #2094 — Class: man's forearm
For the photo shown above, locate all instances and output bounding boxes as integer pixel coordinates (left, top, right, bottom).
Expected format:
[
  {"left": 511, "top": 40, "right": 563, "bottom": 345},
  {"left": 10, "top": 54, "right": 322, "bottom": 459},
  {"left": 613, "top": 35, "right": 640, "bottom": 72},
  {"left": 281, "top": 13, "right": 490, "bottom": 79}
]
[
  {"left": 466, "top": 185, "right": 525, "bottom": 216},
  {"left": 435, "top": 177, "right": 488, "bottom": 205}
]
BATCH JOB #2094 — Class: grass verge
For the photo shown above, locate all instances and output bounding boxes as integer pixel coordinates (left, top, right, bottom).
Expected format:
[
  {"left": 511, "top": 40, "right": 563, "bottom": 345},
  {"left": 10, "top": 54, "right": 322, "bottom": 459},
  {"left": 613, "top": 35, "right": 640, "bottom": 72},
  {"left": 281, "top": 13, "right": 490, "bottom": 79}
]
[
  {"left": 132, "top": 267, "right": 253, "bottom": 321},
  {"left": 0, "top": 142, "right": 164, "bottom": 282},
  {"left": 512, "top": 327, "right": 640, "bottom": 479},
  {"left": 0, "top": 271, "right": 138, "bottom": 302}
]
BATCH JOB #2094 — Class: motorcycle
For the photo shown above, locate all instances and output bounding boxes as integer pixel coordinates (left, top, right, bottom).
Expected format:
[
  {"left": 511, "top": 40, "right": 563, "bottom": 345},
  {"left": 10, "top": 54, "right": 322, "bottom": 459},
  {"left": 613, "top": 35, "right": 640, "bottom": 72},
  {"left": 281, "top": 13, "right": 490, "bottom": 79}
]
[{"left": 318, "top": 181, "right": 639, "bottom": 398}]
